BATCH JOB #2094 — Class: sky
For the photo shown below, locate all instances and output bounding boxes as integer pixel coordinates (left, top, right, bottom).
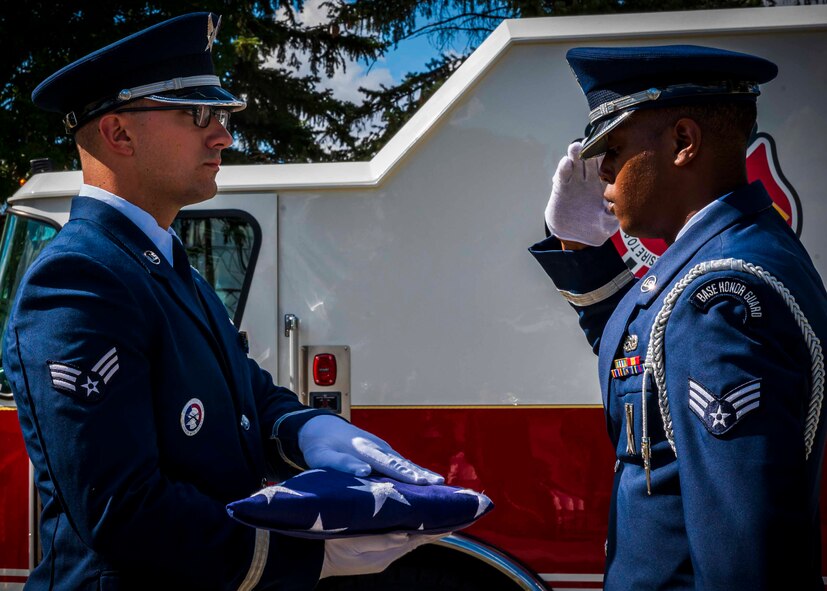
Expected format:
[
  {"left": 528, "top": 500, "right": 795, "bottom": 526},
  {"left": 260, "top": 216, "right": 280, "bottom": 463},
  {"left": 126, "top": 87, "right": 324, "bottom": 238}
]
[{"left": 271, "top": 0, "right": 475, "bottom": 104}]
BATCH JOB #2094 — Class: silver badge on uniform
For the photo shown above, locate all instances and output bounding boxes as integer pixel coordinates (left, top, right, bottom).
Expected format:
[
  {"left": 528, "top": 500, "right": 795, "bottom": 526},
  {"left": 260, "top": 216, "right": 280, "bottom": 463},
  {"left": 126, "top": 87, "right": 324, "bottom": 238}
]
[
  {"left": 623, "top": 334, "right": 638, "bottom": 352},
  {"left": 640, "top": 275, "right": 657, "bottom": 293},
  {"left": 47, "top": 346, "right": 120, "bottom": 402},
  {"left": 144, "top": 250, "right": 161, "bottom": 265},
  {"left": 688, "top": 377, "right": 761, "bottom": 435},
  {"left": 181, "top": 398, "right": 205, "bottom": 436}
]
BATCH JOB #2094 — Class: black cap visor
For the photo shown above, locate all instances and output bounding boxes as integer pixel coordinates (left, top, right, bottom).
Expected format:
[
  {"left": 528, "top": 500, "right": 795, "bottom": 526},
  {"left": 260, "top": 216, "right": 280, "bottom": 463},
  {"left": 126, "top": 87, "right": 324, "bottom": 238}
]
[
  {"left": 148, "top": 85, "right": 246, "bottom": 112},
  {"left": 580, "top": 111, "right": 633, "bottom": 160}
]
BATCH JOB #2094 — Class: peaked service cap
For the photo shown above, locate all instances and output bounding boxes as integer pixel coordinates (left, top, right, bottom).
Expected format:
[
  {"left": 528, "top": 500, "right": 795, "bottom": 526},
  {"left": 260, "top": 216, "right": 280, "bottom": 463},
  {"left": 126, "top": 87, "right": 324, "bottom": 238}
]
[
  {"left": 566, "top": 44, "right": 778, "bottom": 159},
  {"left": 32, "top": 12, "right": 246, "bottom": 133}
]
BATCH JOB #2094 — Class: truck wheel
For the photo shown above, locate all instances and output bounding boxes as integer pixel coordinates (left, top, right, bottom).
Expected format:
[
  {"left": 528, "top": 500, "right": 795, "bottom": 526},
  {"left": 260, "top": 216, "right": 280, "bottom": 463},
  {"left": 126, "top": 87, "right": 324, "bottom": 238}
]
[
  {"left": 314, "top": 544, "right": 525, "bottom": 591},
  {"left": 314, "top": 563, "right": 481, "bottom": 591}
]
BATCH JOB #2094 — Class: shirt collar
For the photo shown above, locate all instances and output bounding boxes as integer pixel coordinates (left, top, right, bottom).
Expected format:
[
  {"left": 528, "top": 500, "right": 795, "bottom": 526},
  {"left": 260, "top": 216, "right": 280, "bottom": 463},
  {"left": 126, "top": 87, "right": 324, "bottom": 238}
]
[
  {"left": 79, "top": 184, "right": 177, "bottom": 266},
  {"left": 673, "top": 194, "right": 729, "bottom": 243},
  {"left": 634, "top": 182, "right": 772, "bottom": 308}
]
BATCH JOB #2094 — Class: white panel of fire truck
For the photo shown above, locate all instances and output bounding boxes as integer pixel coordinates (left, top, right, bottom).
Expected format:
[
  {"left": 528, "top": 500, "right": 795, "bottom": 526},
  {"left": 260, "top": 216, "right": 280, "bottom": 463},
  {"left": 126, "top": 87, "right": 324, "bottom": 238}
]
[{"left": 275, "top": 26, "right": 827, "bottom": 408}]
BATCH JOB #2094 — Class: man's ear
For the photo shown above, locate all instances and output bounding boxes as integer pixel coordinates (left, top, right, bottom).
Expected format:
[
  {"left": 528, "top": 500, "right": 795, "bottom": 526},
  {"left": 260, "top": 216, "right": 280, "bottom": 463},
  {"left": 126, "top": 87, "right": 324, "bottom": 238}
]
[
  {"left": 97, "top": 113, "right": 135, "bottom": 156},
  {"left": 672, "top": 117, "right": 701, "bottom": 167}
]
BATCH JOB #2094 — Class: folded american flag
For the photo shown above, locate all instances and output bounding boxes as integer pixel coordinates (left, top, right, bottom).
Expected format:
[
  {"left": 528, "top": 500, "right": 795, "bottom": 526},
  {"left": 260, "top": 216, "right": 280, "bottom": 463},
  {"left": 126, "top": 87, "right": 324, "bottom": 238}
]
[{"left": 226, "top": 468, "right": 493, "bottom": 539}]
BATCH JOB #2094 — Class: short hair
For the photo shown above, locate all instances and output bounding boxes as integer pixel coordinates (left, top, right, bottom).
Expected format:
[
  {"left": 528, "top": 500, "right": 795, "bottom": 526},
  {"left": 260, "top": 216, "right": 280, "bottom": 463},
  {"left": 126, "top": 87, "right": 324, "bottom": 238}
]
[
  {"left": 650, "top": 101, "right": 757, "bottom": 147},
  {"left": 74, "top": 120, "right": 98, "bottom": 151}
]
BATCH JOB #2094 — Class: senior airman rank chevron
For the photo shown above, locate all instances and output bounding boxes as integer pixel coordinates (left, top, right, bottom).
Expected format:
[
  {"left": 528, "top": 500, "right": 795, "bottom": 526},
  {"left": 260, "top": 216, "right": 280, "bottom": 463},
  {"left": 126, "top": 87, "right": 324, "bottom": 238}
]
[
  {"left": 688, "top": 378, "right": 761, "bottom": 435},
  {"left": 227, "top": 468, "right": 493, "bottom": 539},
  {"left": 47, "top": 347, "right": 120, "bottom": 402}
]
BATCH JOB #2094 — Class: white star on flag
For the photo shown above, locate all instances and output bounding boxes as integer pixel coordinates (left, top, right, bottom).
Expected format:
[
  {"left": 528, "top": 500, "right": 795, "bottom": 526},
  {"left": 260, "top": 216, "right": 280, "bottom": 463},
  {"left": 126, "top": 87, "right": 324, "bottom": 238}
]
[
  {"left": 307, "top": 513, "right": 348, "bottom": 535},
  {"left": 348, "top": 478, "right": 411, "bottom": 516},
  {"left": 291, "top": 469, "right": 326, "bottom": 479},
  {"left": 256, "top": 485, "right": 303, "bottom": 504},
  {"left": 455, "top": 488, "right": 492, "bottom": 518}
]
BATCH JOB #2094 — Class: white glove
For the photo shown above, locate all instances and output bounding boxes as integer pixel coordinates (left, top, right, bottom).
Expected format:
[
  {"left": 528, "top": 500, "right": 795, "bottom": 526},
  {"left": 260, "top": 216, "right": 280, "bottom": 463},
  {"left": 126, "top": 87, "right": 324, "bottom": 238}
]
[
  {"left": 298, "top": 415, "right": 444, "bottom": 485},
  {"left": 544, "top": 141, "right": 618, "bottom": 246},
  {"left": 320, "top": 533, "right": 445, "bottom": 579}
]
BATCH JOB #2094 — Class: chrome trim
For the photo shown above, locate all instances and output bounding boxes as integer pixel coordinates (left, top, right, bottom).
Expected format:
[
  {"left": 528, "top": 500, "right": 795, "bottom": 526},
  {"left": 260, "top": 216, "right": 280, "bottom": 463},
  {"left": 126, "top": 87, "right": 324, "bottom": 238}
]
[
  {"left": 29, "top": 461, "right": 38, "bottom": 570},
  {"left": 0, "top": 569, "right": 30, "bottom": 576},
  {"left": 284, "top": 314, "right": 302, "bottom": 400},
  {"left": 435, "top": 534, "right": 547, "bottom": 591}
]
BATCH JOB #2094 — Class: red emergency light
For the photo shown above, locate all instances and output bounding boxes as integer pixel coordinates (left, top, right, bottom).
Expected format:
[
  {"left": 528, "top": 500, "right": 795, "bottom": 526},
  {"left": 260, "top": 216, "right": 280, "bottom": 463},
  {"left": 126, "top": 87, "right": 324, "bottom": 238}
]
[{"left": 313, "top": 353, "right": 337, "bottom": 386}]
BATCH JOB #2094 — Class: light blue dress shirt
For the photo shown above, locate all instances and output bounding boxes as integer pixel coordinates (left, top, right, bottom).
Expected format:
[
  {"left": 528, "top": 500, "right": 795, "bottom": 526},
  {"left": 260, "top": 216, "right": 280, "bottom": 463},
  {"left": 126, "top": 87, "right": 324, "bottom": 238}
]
[
  {"left": 79, "top": 184, "right": 179, "bottom": 266},
  {"left": 674, "top": 193, "right": 729, "bottom": 243}
]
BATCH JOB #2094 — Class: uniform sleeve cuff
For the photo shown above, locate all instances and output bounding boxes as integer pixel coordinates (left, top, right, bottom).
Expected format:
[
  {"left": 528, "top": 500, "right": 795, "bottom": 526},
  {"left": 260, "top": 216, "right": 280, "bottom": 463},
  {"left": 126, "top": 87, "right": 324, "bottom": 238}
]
[
  {"left": 528, "top": 237, "right": 632, "bottom": 306},
  {"left": 245, "top": 529, "right": 324, "bottom": 590},
  {"left": 270, "top": 408, "right": 340, "bottom": 471}
]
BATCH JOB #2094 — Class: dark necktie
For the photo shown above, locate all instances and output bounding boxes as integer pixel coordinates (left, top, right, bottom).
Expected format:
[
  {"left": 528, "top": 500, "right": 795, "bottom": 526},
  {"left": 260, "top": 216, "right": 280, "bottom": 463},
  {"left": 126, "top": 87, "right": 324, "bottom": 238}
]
[
  {"left": 171, "top": 237, "right": 200, "bottom": 300},
  {"left": 171, "top": 237, "right": 231, "bottom": 372}
]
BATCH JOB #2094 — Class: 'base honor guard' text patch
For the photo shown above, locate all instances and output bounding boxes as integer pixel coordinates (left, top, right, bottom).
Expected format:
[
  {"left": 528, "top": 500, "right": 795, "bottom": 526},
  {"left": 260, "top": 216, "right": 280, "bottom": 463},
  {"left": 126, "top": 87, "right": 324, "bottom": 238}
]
[{"left": 690, "top": 278, "right": 762, "bottom": 323}]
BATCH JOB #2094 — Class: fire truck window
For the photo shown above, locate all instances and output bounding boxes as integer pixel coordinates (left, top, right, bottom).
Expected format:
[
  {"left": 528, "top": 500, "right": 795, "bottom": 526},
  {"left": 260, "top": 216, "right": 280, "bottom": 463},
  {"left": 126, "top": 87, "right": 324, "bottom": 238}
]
[
  {"left": 171, "top": 212, "right": 260, "bottom": 326},
  {"left": 0, "top": 214, "right": 59, "bottom": 398}
]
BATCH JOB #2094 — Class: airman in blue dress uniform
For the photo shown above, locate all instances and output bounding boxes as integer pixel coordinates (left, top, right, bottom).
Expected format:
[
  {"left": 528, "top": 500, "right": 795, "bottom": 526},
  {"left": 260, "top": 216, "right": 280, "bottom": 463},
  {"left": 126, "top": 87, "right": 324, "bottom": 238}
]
[
  {"left": 3, "top": 12, "right": 442, "bottom": 590},
  {"left": 529, "top": 45, "right": 827, "bottom": 589}
]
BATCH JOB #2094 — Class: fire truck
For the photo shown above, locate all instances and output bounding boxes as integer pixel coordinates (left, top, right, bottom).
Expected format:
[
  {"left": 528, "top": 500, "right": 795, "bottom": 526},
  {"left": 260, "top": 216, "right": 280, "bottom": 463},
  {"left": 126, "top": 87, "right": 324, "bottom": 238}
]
[{"left": 1, "top": 6, "right": 826, "bottom": 589}]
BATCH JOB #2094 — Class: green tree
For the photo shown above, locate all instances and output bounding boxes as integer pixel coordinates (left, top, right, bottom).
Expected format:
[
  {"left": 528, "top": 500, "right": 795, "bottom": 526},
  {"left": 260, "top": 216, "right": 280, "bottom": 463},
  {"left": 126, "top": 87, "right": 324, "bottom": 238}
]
[{"left": 0, "top": 0, "right": 383, "bottom": 197}]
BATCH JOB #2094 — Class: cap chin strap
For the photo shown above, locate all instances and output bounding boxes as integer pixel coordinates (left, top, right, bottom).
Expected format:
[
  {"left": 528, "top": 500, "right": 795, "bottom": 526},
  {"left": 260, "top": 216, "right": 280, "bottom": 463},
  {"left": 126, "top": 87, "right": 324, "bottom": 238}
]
[
  {"left": 115, "top": 74, "right": 221, "bottom": 102},
  {"left": 588, "top": 80, "right": 761, "bottom": 125},
  {"left": 589, "top": 87, "right": 663, "bottom": 124},
  {"left": 63, "top": 74, "right": 222, "bottom": 132}
]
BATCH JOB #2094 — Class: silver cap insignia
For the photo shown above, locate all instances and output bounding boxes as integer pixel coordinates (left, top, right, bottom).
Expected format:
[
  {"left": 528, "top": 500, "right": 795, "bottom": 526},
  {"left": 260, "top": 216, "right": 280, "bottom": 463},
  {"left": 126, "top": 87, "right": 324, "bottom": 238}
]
[{"left": 206, "top": 14, "right": 221, "bottom": 52}]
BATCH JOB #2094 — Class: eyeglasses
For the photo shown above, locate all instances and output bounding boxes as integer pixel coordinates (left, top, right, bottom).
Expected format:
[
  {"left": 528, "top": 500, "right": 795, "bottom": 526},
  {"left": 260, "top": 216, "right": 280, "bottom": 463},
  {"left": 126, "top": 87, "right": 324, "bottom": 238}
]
[{"left": 113, "top": 104, "right": 231, "bottom": 129}]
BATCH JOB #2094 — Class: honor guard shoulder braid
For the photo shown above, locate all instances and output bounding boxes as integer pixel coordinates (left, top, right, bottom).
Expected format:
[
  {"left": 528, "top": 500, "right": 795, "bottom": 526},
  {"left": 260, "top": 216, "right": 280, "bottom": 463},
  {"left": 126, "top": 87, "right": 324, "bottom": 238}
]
[
  {"left": 31, "top": 12, "right": 246, "bottom": 133},
  {"left": 565, "top": 45, "right": 778, "bottom": 159},
  {"left": 645, "top": 258, "right": 826, "bottom": 460}
]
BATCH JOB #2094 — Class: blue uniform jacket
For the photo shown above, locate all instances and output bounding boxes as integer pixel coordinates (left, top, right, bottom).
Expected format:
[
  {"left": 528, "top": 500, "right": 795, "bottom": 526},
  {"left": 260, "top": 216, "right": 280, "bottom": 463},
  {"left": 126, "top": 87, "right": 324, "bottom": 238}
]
[
  {"left": 3, "top": 197, "right": 330, "bottom": 590},
  {"left": 529, "top": 182, "right": 827, "bottom": 590}
]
